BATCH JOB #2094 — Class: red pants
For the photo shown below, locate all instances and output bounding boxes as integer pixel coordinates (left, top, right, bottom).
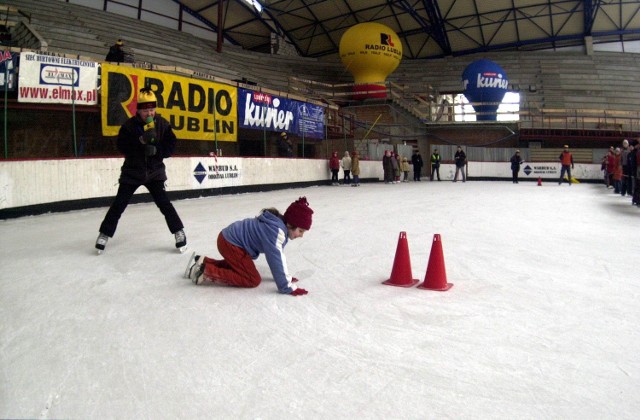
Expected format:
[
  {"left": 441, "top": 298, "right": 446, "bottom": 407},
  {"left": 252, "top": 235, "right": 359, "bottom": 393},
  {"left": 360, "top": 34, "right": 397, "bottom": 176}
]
[{"left": 203, "top": 232, "right": 262, "bottom": 288}]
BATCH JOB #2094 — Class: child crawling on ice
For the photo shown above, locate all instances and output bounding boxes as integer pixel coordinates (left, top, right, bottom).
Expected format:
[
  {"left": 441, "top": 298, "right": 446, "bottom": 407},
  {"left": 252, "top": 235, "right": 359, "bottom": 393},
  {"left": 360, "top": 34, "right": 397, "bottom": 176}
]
[{"left": 184, "top": 197, "right": 313, "bottom": 297}]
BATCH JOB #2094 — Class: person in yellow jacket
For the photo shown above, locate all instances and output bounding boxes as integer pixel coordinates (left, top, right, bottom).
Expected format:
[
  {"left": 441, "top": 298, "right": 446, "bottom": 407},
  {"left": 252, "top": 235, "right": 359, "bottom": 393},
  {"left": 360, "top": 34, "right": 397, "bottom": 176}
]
[
  {"left": 558, "top": 145, "right": 574, "bottom": 185},
  {"left": 351, "top": 151, "right": 361, "bottom": 187},
  {"left": 400, "top": 156, "right": 410, "bottom": 182}
]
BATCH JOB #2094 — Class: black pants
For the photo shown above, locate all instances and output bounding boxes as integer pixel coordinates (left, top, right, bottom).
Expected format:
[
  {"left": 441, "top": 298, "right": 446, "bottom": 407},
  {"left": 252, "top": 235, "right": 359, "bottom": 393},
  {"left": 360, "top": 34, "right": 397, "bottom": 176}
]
[
  {"left": 343, "top": 170, "right": 351, "bottom": 184},
  {"left": 431, "top": 166, "right": 440, "bottom": 181},
  {"left": 99, "top": 180, "right": 184, "bottom": 237},
  {"left": 512, "top": 170, "right": 519, "bottom": 183}
]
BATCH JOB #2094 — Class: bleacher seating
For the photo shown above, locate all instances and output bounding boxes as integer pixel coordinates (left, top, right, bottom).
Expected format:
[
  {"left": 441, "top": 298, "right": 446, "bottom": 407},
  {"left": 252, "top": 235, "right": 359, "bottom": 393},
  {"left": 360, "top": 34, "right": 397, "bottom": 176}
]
[{"left": 2, "top": 0, "right": 640, "bottom": 133}]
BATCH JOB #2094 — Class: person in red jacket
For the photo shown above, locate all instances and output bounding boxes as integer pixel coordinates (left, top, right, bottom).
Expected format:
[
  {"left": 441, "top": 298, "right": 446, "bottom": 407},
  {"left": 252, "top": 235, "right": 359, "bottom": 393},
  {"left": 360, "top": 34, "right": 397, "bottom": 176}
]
[
  {"left": 612, "top": 147, "right": 623, "bottom": 193},
  {"left": 558, "top": 145, "right": 574, "bottom": 185},
  {"left": 329, "top": 151, "right": 340, "bottom": 185},
  {"left": 605, "top": 147, "right": 615, "bottom": 188}
]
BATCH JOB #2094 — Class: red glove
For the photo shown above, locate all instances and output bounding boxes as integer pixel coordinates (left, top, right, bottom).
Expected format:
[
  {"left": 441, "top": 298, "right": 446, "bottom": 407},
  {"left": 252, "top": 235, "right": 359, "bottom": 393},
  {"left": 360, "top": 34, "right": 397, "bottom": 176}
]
[
  {"left": 292, "top": 277, "right": 299, "bottom": 283},
  {"left": 290, "top": 288, "right": 308, "bottom": 296}
]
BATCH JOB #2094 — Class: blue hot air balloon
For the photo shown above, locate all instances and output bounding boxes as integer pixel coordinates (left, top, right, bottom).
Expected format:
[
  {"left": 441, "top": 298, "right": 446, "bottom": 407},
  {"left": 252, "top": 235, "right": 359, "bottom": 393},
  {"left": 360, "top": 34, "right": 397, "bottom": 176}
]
[{"left": 462, "top": 59, "right": 509, "bottom": 121}]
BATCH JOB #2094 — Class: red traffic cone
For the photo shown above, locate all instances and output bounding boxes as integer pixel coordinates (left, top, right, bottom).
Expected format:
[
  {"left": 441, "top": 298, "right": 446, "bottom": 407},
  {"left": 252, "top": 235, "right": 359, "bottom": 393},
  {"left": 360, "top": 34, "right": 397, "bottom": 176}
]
[
  {"left": 537, "top": 177, "right": 542, "bottom": 186},
  {"left": 417, "top": 234, "right": 453, "bottom": 291},
  {"left": 383, "top": 231, "right": 419, "bottom": 287}
]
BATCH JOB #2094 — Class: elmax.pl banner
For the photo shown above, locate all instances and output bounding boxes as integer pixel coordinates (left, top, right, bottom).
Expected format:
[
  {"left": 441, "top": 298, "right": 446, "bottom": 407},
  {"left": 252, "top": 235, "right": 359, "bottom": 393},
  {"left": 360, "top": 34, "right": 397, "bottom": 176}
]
[{"left": 18, "top": 52, "right": 99, "bottom": 105}]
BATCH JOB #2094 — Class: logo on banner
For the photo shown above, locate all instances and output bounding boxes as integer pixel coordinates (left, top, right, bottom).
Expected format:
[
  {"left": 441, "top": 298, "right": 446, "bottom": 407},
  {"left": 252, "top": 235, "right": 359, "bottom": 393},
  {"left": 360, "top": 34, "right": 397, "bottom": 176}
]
[
  {"left": 40, "top": 65, "right": 79, "bottom": 86},
  {"left": 242, "top": 91, "right": 294, "bottom": 131},
  {"left": 193, "top": 162, "right": 207, "bottom": 184},
  {"left": 192, "top": 161, "right": 240, "bottom": 184}
]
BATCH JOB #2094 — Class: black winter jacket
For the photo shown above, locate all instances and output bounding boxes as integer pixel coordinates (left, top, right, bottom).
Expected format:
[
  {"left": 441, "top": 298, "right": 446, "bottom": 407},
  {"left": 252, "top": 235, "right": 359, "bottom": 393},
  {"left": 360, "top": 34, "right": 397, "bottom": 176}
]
[{"left": 117, "top": 114, "right": 177, "bottom": 185}]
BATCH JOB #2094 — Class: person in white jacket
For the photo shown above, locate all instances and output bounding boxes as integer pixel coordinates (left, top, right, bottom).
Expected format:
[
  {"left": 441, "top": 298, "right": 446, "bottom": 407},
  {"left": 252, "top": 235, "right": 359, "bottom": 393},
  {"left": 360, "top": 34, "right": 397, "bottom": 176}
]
[{"left": 341, "top": 151, "right": 352, "bottom": 185}]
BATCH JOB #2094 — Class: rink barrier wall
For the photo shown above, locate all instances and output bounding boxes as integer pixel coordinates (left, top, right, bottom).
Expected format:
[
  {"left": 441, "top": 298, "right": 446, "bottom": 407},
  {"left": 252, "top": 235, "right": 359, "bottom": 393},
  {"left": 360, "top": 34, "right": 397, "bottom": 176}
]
[{"left": 0, "top": 158, "right": 602, "bottom": 219}]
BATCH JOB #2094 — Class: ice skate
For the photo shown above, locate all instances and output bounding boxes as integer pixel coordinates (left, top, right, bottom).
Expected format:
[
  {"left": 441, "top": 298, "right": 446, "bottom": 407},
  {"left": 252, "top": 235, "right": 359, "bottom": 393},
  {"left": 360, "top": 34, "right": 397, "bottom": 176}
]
[
  {"left": 187, "top": 259, "right": 205, "bottom": 285},
  {"left": 95, "top": 232, "right": 109, "bottom": 254},
  {"left": 175, "top": 229, "right": 187, "bottom": 253},
  {"left": 184, "top": 252, "right": 202, "bottom": 279}
]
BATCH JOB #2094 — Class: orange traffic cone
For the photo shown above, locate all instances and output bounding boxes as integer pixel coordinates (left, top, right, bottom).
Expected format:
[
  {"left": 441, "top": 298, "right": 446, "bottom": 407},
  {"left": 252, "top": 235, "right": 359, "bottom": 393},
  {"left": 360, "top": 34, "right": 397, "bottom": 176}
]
[
  {"left": 537, "top": 177, "right": 542, "bottom": 186},
  {"left": 417, "top": 234, "right": 453, "bottom": 291},
  {"left": 383, "top": 231, "right": 419, "bottom": 287}
]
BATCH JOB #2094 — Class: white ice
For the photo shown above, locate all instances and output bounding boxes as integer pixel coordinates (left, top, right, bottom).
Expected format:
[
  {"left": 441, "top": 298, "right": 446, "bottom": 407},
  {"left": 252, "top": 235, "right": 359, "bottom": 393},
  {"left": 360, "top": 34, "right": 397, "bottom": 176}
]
[{"left": 1, "top": 180, "right": 639, "bottom": 419}]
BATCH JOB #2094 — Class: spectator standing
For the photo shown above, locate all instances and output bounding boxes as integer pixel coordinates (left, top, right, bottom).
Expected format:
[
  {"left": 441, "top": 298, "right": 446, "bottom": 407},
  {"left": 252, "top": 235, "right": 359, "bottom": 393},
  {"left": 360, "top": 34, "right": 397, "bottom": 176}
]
[
  {"left": 620, "top": 139, "right": 631, "bottom": 196},
  {"left": 341, "top": 151, "right": 352, "bottom": 185},
  {"left": 329, "top": 151, "right": 340, "bottom": 185},
  {"left": 277, "top": 132, "right": 293, "bottom": 157},
  {"left": 633, "top": 141, "right": 640, "bottom": 206},
  {"left": 453, "top": 146, "right": 467, "bottom": 182},
  {"left": 606, "top": 147, "right": 615, "bottom": 188},
  {"left": 629, "top": 140, "right": 638, "bottom": 204},
  {"left": 401, "top": 156, "right": 410, "bottom": 182},
  {"left": 612, "top": 147, "right": 623, "bottom": 193},
  {"left": 351, "top": 150, "right": 361, "bottom": 187},
  {"left": 510, "top": 150, "right": 523, "bottom": 183},
  {"left": 105, "top": 39, "right": 127, "bottom": 63},
  {"left": 411, "top": 150, "right": 423, "bottom": 181},
  {"left": 558, "top": 145, "right": 574, "bottom": 186},
  {"left": 392, "top": 152, "right": 401, "bottom": 183},
  {"left": 430, "top": 149, "right": 441, "bottom": 181},
  {"left": 382, "top": 150, "right": 394, "bottom": 184},
  {"left": 185, "top": 197, "right": 313, "bottom": 297},
  {"left": 95, "top": 88, "right": 186, "bottom": 253}
]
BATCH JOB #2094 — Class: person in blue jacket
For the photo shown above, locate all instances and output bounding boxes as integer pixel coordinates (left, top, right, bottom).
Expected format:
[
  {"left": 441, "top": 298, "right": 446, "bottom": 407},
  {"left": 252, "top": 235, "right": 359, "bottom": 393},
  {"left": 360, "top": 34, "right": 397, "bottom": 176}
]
[{"left": 185, "top": 197, "right": 314, "bottom": 296}]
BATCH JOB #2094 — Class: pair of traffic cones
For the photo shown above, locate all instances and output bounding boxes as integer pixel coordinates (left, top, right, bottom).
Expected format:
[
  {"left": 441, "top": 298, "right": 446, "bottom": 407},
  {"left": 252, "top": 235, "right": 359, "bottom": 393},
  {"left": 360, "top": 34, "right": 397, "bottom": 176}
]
[{"left": 382, "top": 231, "right": 453, "bottom": 291}]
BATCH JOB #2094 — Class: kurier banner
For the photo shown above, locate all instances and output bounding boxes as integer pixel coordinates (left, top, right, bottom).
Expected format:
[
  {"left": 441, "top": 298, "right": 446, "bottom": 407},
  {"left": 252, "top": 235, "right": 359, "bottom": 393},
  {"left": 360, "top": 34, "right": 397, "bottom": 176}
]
[
  {"left": 18, "top": 52, "right": 99, "bottom": 104},
  {"left": 0, "top": 51, "right": 19, "bottom": 91},
  {"left": 101, "top": 64, "right": 237, "bottom": 141},
  {"left": 238, "top": 88, "right": 325, "bottom": 139}
]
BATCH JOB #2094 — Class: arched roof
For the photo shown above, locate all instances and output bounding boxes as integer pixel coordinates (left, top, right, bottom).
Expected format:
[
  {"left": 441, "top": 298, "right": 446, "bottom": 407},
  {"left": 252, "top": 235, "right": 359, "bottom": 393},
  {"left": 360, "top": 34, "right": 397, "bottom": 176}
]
[{"left": 174, "top": 0, "right": 640, "bottom": 59}]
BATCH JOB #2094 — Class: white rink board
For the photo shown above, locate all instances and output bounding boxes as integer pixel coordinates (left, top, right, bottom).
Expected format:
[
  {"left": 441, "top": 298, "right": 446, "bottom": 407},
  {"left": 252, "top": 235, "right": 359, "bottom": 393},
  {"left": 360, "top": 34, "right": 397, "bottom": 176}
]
[{"left": 0, "top": 158, "right": 601, "bottom": 209}]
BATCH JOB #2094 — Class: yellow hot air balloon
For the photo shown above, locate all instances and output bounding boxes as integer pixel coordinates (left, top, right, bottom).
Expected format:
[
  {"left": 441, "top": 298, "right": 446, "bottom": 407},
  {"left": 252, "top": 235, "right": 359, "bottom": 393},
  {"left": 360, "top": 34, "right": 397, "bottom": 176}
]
[{"left": 339, "top": 22, "right": 403, "bottom": 99}]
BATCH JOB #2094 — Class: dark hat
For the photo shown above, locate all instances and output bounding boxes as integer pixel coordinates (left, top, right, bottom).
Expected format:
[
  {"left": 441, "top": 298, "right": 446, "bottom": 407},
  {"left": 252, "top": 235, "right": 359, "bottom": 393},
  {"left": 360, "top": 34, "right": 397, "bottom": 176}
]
[
  {"left": 137, "top": 88, "right": 157, "bottom": 110},
  {"left": 284, "top": 197, "right": 314, "bottom": 230}
]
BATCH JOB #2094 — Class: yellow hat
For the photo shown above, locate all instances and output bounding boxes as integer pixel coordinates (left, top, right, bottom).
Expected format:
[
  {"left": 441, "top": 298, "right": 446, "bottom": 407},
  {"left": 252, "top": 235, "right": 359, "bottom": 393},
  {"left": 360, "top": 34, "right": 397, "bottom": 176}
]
[
  {"left": 116, "top": 39, "right": 124, "bottom": 46},
  {"left": 137, "top": 88, "right": 157, "bottom": 109},
  {"left": 281, "top": 132, "right": 287, "bottom": 137}
]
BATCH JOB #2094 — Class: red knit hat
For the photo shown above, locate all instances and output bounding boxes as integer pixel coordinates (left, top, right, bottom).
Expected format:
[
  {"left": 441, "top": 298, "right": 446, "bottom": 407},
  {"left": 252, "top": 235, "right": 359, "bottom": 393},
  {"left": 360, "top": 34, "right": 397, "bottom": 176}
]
[{"left": 284, "top": 197, "right": 314, "bottom": 230}]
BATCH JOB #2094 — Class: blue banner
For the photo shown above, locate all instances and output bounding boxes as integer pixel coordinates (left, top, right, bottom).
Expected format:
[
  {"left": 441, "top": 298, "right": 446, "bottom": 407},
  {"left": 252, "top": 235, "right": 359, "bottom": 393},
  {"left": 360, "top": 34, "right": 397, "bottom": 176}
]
[
  {"left": 238, "top": 88, "right": 325, "bottom": 139},
  {"left": 0, "top": 50, "right": 18, "bottom": 91}
]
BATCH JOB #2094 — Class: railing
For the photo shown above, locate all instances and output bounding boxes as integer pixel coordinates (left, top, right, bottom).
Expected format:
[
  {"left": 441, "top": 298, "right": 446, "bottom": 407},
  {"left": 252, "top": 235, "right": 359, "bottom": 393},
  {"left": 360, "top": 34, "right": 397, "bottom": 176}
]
[{"left": 518, "top": 107, "right": 640, "bottom": 132}]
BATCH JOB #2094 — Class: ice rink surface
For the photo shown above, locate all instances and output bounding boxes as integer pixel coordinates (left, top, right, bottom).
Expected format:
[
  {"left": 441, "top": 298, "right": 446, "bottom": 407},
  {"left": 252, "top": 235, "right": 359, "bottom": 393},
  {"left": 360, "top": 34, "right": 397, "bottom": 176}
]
[{"left": 1, "top": 180, "right": 639, "bottom": 419}]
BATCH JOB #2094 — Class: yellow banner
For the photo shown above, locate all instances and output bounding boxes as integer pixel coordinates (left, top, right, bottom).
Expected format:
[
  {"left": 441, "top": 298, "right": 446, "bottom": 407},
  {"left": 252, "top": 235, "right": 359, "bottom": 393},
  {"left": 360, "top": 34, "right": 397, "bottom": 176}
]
[{"left": 101, "top": 64, "right": 237, "bottom": 141}]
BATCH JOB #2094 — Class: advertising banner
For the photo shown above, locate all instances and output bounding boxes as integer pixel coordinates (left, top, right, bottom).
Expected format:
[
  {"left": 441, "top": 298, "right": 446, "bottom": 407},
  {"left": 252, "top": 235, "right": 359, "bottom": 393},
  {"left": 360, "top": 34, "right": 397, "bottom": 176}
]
[
  {"left": 18, "top": 52, "right": 99, "bottom": 104},
  {"left": 101, "top": 64, "right": 237, "bottom": 141},
  {"left": 0, "top": 50, "right": 18, "bottom": 91},
  {"left": 238, "top": 88, "right": 325, "bottom": 138}
]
